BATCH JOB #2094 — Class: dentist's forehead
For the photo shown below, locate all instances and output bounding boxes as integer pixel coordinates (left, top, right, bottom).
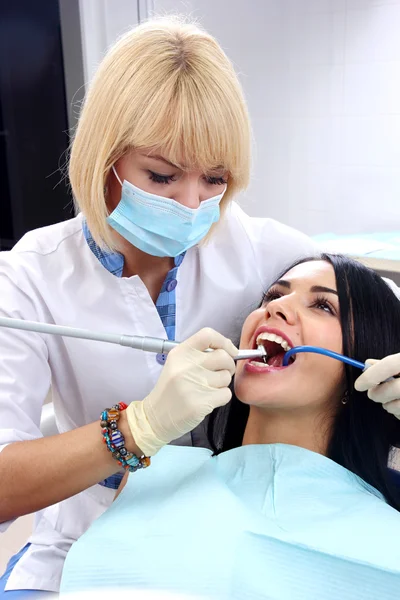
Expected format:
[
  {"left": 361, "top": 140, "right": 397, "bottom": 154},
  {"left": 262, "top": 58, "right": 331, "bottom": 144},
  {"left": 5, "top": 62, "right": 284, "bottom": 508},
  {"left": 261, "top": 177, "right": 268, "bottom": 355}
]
[{"left": 279, "top": 261, "right": 336, "bottom": 288}]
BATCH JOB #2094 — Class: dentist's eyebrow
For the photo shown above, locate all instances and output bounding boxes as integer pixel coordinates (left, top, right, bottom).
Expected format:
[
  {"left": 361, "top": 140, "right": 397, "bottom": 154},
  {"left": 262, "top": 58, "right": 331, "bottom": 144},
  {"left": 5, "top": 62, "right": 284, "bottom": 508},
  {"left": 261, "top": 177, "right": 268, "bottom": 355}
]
[
  {"left": 143, "top": 153, "right": 226, "bottom": 175},
  {"left": 145, "top": 155, "right": 179, "bottom": 169}
]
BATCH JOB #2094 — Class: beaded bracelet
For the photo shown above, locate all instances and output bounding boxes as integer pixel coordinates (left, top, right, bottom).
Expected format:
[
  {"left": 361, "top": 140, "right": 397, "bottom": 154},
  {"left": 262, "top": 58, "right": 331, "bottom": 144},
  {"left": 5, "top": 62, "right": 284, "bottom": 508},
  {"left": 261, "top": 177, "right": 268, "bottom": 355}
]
[{"left": 100, "top": 402, "right": 150, "bottom": 473}]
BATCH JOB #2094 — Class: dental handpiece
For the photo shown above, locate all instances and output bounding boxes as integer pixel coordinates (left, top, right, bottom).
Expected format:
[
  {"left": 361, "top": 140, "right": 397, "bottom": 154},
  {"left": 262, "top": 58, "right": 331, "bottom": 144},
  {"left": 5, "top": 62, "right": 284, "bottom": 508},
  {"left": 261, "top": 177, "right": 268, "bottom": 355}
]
[{"left": 0, "top": 316, "right": 267, "bottom": 362}]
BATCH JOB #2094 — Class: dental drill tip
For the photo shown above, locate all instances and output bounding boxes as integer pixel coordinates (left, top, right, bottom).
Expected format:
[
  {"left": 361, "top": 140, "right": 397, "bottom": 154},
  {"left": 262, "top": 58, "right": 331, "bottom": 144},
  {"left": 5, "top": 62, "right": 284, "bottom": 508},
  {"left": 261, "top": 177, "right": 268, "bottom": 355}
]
[{"left": 257, "top": 344, "right": 268, "bottom": 364}]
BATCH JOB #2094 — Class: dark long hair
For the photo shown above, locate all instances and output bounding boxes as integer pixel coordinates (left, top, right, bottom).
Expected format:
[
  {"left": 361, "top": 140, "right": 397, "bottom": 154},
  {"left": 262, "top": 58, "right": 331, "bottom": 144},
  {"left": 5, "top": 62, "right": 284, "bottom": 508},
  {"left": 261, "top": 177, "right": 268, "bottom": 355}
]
[{"left": 208, "top": 254, "right": 400, "bottom": 510}]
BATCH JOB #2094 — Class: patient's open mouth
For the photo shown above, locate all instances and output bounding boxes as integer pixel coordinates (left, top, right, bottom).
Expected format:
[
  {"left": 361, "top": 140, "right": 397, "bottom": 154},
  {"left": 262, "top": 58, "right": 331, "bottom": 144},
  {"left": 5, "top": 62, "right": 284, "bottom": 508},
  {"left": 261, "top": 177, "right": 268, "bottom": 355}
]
[{"left": 251, "top": 329, "right": 296, "bottom": 369}]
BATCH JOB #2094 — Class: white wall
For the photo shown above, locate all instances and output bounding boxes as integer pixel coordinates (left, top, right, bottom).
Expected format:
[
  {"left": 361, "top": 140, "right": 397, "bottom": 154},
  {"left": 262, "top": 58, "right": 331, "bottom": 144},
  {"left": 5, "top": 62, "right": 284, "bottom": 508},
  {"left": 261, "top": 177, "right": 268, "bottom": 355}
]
[
  {"left": 153, "top": 0, "right": 400, "bottom": 235},
  {"left": 78, "top": 0, "right": 141, "bottom": 83},
  {"left": 78, "top": 0, "right": 400, "bottom": 235}
]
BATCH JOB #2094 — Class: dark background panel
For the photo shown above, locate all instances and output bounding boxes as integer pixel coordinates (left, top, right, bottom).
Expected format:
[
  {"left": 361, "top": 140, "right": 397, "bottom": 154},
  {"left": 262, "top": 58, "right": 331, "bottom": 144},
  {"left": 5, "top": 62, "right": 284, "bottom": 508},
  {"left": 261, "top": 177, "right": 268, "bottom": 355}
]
[{"left": 0, "top": 0, "right": 73, "bottom": 250}]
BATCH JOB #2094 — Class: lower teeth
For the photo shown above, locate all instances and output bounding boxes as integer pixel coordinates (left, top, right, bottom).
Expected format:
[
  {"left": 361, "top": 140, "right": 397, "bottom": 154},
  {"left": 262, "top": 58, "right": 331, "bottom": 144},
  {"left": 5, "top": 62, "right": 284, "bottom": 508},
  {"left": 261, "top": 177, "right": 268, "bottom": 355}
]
[{"left": 249, "top": 360, "right": 270, "bottom": 367}]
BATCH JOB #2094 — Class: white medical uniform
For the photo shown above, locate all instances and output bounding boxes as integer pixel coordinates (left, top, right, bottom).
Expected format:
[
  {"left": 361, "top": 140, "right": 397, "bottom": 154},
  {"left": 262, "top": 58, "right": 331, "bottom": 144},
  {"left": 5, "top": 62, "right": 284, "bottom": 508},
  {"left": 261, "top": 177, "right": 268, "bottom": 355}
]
[{"left": 0, "top": 202, "right": 332, "bottom": 591}]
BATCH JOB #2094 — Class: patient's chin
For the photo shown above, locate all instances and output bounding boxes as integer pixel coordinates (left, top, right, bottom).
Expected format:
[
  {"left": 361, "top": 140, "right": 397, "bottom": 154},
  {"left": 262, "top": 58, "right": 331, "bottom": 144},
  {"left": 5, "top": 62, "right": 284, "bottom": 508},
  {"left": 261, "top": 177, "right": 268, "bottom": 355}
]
[
  {"left": 234, "top": 379, "right": 281, "bottom": 408},
  {"left": 234, "top": 377, "right": 327, "bottom": 412}
]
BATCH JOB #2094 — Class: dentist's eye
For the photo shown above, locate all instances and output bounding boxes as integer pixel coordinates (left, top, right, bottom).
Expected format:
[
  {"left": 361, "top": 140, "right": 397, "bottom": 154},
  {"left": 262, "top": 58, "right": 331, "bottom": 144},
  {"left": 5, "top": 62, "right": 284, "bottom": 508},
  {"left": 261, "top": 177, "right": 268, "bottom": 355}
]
[
  {"left": 148, "top": 171, "right": 176, "bottom": 185},
  {"left": 206, "top": 175, "right": 228, "bottom": 186},
  {"left": 312, "top": 295, "right": 335, "bottom": 315}
]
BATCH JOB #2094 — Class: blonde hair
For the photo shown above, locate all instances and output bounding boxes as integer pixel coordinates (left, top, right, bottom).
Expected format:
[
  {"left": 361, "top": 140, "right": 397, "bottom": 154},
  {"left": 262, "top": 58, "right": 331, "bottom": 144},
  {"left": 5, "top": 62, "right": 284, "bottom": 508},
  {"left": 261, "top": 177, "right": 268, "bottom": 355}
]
[{"left": 69, "top": 16, "right": 251, "bottom": 248}]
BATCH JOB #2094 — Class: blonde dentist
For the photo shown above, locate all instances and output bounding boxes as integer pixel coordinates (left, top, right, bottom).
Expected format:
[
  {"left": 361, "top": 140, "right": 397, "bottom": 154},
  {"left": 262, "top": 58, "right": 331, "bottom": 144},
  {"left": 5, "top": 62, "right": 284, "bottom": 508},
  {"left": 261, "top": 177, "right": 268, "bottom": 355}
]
[{"left": 0, "top": 17, "right": 316, "bottom": 596}]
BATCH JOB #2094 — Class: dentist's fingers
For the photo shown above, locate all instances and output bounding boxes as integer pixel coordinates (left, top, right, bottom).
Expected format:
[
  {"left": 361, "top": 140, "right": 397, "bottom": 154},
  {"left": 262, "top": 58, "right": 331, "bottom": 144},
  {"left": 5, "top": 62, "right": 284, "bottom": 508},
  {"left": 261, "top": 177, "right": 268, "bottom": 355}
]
[
  {"left": 201, "top": 349, "right": 236, "bottom": 377},
  {"left": 382, "top": 399, "right": 400, "bottom": 419},
  {"left": 355, "top": 356, "right": 400, "bottom": 392},
  {"left": 179, "top": 328, "right": 238, "bottom": 357},
  {"left": 354, "top": 355, "right": 400, "bottom": 419},
  {"left": 206, "top": 369, "right": 234, "bottom": 390}
]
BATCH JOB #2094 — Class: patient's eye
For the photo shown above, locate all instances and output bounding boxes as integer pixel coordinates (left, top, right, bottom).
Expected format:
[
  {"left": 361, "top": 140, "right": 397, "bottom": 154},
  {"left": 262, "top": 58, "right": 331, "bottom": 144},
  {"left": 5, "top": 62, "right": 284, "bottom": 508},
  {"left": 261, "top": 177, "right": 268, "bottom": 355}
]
[
  {"left": 262, "top": 288, "right": 282, "bottom": 304},
  {"left": 312, "top": 295, "right": 335, "bottom": 315}
]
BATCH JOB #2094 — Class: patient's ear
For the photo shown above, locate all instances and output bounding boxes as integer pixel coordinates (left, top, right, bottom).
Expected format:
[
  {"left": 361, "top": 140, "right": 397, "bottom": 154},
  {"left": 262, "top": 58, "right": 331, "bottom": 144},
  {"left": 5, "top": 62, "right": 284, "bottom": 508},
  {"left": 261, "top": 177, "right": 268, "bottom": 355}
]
[{"left": 114, "top": 471, "right": 129, "bottom": 501}]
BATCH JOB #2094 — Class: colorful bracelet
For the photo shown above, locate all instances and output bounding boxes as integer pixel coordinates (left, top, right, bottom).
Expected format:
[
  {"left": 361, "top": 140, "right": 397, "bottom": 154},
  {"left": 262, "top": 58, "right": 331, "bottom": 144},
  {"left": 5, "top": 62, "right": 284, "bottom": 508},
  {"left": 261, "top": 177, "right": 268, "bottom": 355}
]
[{"left": 100, "top": 402, "right": 150, "bottom": 473}]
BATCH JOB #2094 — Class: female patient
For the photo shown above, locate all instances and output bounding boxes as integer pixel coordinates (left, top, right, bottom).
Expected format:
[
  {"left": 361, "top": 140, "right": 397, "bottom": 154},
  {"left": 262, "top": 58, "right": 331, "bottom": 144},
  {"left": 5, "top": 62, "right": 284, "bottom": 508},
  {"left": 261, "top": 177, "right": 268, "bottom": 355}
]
[{"left": 60, "top": 255, "right": 400, "bottom": 599}]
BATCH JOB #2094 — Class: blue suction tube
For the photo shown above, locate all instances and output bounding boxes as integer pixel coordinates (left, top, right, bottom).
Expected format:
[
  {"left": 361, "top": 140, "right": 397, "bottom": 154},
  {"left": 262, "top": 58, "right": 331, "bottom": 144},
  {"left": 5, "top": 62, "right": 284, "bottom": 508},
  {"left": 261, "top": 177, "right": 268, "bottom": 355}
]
[{"left": 282, "top": 346, "right": 366, "bottom": 370}]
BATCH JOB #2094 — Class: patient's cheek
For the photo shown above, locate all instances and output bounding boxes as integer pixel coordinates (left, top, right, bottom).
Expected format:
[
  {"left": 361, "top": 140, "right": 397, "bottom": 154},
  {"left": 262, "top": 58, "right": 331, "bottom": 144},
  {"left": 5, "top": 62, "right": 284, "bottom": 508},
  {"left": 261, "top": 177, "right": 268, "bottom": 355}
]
[
  {"left": 233, "top": 375, "right": 244, "bottom": 401},
  {"left": 239, "top": 311, "right": 262, "bottom": 348},
  {"left": 233, "top": 373, "right": 252, "bottom": 405}
]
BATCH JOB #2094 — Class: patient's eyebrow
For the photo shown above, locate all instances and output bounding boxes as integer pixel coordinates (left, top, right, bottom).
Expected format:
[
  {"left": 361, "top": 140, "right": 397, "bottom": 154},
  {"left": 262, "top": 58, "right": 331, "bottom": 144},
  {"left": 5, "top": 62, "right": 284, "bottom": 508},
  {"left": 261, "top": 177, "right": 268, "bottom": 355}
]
[
  {"left": 274, "top": 280, "right": 338, "bottom": 296},
  {"left": 275, "top": 279, "right": 291, "bottom": 289},
  {"left": 310, "top": 285, "right": 338, "bottom": 296}
]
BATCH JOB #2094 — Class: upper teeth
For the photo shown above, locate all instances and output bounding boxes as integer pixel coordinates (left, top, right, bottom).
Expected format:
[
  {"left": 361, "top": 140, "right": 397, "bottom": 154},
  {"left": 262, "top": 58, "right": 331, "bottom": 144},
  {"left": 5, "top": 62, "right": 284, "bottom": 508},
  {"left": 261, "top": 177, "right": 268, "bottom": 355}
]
[{"left": 256, "top": 332, "right": 292, "bottom": 352}]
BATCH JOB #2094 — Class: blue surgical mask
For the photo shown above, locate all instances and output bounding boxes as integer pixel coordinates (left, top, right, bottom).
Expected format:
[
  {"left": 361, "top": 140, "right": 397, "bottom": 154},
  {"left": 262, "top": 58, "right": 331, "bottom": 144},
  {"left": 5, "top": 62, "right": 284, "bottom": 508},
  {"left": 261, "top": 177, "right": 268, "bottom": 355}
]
[{"left": 106, "top": 167, "right": 225, "bottom": 257}]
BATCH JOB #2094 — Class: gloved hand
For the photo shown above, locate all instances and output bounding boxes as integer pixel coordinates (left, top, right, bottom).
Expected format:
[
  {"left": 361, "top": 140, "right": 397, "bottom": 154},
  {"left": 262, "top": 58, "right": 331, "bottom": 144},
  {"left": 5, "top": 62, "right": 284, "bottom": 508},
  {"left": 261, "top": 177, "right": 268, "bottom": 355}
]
[
  {"left": 354, "top": 353, "right": 400, "bottom": 419},
  {"left": 126, "top": 328, "right": 238, "bottom": 456}
]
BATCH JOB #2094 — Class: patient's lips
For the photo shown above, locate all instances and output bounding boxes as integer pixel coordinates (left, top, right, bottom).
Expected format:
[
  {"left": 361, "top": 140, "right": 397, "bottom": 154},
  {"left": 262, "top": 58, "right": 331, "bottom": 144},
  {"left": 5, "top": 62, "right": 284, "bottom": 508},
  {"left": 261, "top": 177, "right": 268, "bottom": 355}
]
[{"left": 246, "top": 326, "right": 296, "bottom": 373}]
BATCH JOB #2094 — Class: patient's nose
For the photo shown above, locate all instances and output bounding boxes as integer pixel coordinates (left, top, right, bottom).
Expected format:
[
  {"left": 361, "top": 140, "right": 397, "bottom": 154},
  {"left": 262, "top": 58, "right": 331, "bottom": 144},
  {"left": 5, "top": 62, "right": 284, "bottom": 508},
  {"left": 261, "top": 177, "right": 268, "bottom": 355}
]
[{"left": 264, "top": 297, "right": 297, "bottom": 325}]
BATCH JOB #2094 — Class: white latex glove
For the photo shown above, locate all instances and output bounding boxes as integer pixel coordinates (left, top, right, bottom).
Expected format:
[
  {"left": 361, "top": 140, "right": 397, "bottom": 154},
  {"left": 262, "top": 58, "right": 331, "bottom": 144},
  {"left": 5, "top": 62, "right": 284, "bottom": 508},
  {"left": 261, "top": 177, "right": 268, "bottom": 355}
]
[
  {"left": 354, "top": 354, "right": 400, "bottom": 419},
  {"left": 126, "top": 328, "right": 238, "bottom": 456}
]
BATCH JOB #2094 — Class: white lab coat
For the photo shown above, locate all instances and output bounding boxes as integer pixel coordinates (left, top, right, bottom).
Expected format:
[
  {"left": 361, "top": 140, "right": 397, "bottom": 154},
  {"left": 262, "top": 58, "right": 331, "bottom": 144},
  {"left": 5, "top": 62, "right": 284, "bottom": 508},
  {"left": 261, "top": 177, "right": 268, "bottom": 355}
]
[{"left": 0, "top": 203, "right": 318, "bottom": 591}]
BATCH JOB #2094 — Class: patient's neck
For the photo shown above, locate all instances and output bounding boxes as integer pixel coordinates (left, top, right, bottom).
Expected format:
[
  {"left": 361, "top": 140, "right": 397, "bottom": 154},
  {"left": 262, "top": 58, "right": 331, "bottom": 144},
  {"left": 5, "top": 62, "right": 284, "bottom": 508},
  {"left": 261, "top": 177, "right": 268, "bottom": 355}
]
[{"left": 242, "top": 405, "right": 332, "bottom": 456}]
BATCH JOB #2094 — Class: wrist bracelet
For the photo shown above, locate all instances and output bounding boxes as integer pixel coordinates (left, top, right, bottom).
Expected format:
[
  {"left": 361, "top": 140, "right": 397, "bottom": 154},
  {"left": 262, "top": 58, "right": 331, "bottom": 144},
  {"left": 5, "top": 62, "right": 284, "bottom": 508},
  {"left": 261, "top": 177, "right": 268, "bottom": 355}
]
[{"left": 100, "top": 402, "right": 150, "bottom": 473}]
